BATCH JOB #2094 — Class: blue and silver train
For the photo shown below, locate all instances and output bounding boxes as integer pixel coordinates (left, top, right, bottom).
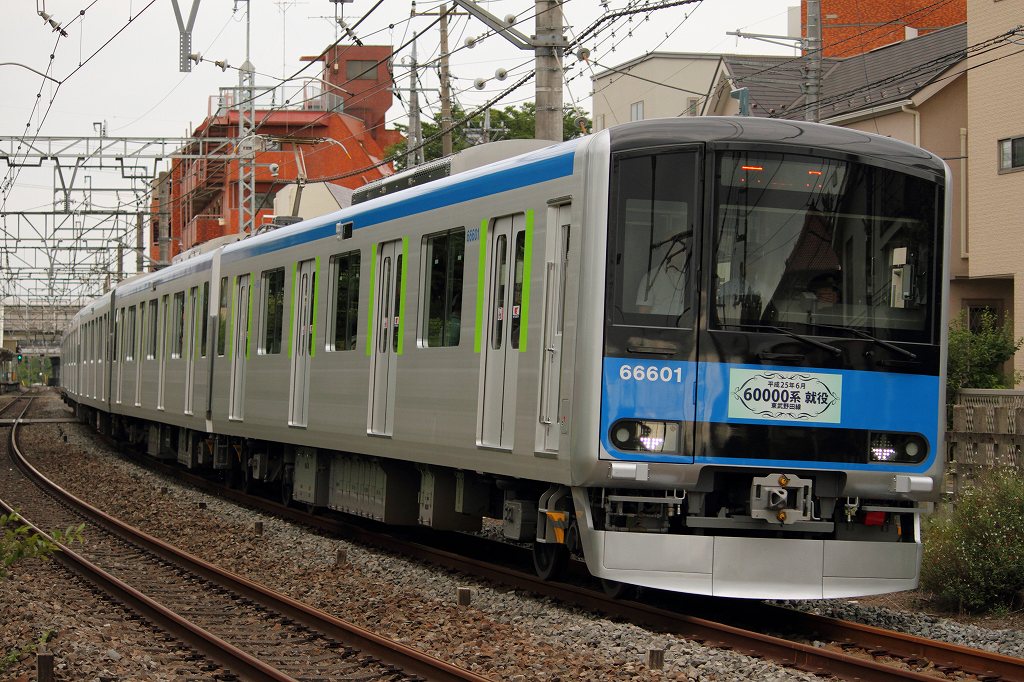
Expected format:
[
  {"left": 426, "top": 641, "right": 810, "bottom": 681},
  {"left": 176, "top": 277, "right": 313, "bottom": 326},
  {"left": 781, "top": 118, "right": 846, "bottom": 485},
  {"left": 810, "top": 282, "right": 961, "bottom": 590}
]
[{"left": 62, "top": 117, "right": 948, "bottom": 599}]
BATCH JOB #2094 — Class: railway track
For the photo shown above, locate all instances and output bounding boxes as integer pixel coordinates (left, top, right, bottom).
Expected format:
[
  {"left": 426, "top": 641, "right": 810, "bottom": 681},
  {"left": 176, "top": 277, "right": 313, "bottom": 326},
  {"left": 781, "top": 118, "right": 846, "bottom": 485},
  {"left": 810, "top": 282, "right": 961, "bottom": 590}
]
[
  {"left": 0, "top": 395, "right": 492, "bottom": 682},
  {"left": 123, "top": 437, "right": 1024, "bottom": 682}
]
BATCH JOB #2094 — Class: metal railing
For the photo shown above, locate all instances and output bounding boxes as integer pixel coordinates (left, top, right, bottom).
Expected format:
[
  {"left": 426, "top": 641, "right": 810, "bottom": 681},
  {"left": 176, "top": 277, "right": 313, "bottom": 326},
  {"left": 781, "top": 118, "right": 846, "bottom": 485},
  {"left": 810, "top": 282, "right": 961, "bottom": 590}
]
[{"left": 946, "top": 390, "right": 1024, "bottom": 495}]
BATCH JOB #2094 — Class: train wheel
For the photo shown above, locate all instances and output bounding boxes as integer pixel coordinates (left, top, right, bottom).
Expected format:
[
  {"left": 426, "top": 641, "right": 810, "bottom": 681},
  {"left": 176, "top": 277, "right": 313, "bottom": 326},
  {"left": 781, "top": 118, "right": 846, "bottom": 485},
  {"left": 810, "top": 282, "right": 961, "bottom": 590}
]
[
  {"left": 532, "top": 542, "right": 568, "bottom": 581},
  {"left": 240, "top": 463, "right": 253, "bottom": 494},
  {"left": 279, "top": 473, "right": 293, "bottom": 507},
  {"left": 601, "top": 578, "right": 641, "bottom": 600}
]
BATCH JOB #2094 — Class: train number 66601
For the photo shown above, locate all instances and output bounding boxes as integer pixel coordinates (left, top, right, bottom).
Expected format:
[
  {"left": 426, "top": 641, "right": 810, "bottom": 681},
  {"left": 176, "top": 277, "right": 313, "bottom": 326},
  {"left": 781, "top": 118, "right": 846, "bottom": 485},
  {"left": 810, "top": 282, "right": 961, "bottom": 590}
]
[{"left": 617, "top": 364, "right": 684, "bottom": 383}]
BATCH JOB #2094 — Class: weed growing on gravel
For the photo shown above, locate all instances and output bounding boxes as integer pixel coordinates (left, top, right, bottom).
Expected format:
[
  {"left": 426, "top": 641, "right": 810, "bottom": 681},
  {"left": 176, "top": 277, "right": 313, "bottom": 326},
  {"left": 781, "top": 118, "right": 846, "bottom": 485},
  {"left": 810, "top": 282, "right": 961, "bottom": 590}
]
[
  {"left": 1, "top": 511, "right": 84, "bottom": 579},
  {"left": 0, "top": 629, "right": 54, "bottom": 674},
  {"left": 921, "top": 470, "right": 1024, "bottom": 612}
]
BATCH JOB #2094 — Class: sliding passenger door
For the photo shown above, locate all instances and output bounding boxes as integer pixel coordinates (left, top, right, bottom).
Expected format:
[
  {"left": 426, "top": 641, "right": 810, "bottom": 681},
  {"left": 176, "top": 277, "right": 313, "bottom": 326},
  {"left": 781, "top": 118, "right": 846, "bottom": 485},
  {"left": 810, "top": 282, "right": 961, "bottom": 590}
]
[
  {"left": 114, "top": 308, "right": 123, "bottom": 404},
  {"left": 229, "top": 274, "right": 251, "bottom": 421},
  {"left": 158, "top": 295, "right": 169, "bottom": 410},
  {"left": 538, "top": 205, "right": 571, "bottom": 453},
  {"left": 479, "top": 213, "right": 528, "bottom": 449},
  {"left": 289, "top": 258, "right": 316, "bottom": 427},
  {"left": 184, "top": 286, "right": 198, "bottom": 415},
  {"left": 368, "top": 240, "right": 403, "bottom": 436},
  {"left": 133, "top": 304, "right": 142, "bottom": 407}
]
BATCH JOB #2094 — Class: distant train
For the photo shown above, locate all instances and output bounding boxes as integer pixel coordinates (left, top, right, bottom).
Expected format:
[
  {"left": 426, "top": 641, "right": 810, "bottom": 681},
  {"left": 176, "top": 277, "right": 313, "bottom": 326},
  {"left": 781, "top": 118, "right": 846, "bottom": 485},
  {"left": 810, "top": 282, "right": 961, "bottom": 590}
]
[{"left": 62, "top": 117, "right": 949, "bottom": 599}]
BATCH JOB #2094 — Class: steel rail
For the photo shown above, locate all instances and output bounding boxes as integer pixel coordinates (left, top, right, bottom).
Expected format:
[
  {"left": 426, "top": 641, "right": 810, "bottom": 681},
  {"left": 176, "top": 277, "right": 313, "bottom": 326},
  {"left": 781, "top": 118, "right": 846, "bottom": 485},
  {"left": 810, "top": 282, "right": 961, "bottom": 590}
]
[
  {"left": 6, "top": 407, "right": 491, "bottom": 682},
  {"left": 152, "top": 462, "right": 1003, "bottom": 682},
  {"left": 83, "top": 419, "right": 1024, "bottom": 682},
  {"left": 2, "top": 399, "right": 295, "bottom": 682},
  {"left": 757, "top": 604, "right": 1024, "bottom": 682}
]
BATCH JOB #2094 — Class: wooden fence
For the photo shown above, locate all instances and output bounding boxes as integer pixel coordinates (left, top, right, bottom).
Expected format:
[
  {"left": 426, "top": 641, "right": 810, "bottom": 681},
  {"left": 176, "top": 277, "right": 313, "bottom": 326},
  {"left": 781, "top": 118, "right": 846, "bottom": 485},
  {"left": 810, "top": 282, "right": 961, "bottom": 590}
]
[{"left": 946, "top": 389, "right": 1024, "bottom": 495}]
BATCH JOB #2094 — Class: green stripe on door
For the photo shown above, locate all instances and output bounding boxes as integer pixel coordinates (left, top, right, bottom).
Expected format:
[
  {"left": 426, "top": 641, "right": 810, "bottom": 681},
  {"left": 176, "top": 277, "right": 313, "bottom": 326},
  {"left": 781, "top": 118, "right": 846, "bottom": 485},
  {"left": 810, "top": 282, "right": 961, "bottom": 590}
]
[
  {"left": 474, "top": 218, "right": 489, "bottom": 353},
  {"left": 519, "top": 210, "right": 534, "bottom": 352},
  {"left": 228, "top": 276, "right": 236, "bottom": 358},
  {"left": 366, "top": 244, "right": 377, "bottom": 356},
  {"left": 398, "top": 237, "right": 409, "bottom": 355}
]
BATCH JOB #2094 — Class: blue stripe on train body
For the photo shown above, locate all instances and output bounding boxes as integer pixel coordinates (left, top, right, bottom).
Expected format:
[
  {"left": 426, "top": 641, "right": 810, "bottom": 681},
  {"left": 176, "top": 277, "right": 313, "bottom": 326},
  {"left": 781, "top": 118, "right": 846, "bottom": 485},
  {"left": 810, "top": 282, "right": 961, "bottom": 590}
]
[
  {"left": 222, "top": 144, "right": 578, "bottom": 265},
  {"left": 600, "top": 356, "right": 940, "bottom": 473}
]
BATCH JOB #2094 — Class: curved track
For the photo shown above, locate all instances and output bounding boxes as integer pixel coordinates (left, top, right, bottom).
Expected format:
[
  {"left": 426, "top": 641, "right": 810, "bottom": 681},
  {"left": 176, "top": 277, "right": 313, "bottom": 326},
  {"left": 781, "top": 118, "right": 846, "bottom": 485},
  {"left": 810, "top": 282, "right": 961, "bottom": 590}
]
[
  {"left": 0, "top": 395, "right": 491, "bottom": 682},
  {"left": 136, "top": 446, "right": 1024, "bottom": 682}
]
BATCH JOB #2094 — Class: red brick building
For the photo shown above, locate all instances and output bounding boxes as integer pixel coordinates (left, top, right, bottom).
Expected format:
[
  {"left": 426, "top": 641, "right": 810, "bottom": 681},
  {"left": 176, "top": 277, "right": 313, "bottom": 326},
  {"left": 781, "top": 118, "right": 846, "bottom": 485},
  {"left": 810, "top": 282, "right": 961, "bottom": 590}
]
[
  {"left": 802, "top": 0, "right": 965, "bottom": 57},
  {"left": 150, "top": 44, "right": 401, "bottom": 264}
]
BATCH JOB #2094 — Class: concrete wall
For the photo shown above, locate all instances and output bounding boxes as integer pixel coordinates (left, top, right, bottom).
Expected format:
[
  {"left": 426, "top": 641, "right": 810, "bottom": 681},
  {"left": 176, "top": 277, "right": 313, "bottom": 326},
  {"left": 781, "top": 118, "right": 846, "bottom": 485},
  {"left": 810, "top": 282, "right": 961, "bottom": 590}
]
[
  {"left": 591, "top": 54, "right": 720, "bottom": 131},
  {"left": 967, "top": 0, "right": 1024, "bottom": 380}
]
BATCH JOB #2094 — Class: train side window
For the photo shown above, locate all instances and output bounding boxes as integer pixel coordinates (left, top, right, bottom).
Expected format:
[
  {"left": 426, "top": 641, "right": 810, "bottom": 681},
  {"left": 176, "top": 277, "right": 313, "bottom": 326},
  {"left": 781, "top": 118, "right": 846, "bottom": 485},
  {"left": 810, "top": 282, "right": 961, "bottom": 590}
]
[
  {"left": 491, "top": 235, "right": 508, "bottom": 350},
  {"left": 378, "top": 257, "right": 392, "bottom": 355},
  {"left": 510, "top": 231, "right": 525, "bottom": 349},
  {"left": 328, "top": 251, "right": 360, "bottom": 351},
  {"left": 147, "top": 299, "right": 157, "bottom": 359},
  {"left": 171, "top": 292, "right": 185, "bottom": 358},
  {"left": 392, "top": 254, "right": 403, "bottom": 353},
  {"left": 161, "top": 295, "right": 169, "bottom": 359},
  {"left": 200, "top": 282, "right": 209, "bottom": 357},
  {"left": 113, "top": 308, "right": 121, "bottom": 361},
  {"left": 132, "top": 301, "right": 142, "bottom": 358},
  {"left": 125, "top": 305, "right": 136, "bottom": 362},
  {"left": 421, "top": 228, "right": 465, "bottom": 347},
  {"left": 260, "top": 267, "right": 285, "bottom": 355},
  {"left": 217, "top": 277, "right": 228, "bottom": 356},
  {"left": 608, "top": 151, "right": 697, "bottom": 329}
]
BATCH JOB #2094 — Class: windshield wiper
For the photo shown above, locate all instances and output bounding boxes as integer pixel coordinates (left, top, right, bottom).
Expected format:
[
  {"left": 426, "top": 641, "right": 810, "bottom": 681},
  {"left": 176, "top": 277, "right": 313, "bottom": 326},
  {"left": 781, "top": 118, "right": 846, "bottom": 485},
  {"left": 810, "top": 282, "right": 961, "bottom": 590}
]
[
  {"left": 731, "top": 323, "right": 842, "bottom": 356},
  {"left": 811, "top": 323, "right": 917, "bottom": 359}
]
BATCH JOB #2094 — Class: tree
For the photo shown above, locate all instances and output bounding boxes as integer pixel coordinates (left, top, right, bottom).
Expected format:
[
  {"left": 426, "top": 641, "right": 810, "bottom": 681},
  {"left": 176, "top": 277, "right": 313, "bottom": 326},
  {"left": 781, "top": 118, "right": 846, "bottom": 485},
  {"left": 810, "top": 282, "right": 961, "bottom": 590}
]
[
  {"left": 385, "top": 103, "right": 592, "bottom": 171},
  {"left": 946, "top": 309, "right": 1023, "bottom": 402}
]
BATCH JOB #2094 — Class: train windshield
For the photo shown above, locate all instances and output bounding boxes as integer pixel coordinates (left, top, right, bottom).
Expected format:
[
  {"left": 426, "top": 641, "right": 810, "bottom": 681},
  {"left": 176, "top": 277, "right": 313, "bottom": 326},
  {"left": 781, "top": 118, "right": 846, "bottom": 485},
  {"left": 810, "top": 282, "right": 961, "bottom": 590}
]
[
  {"left": 605, "top": 150, "right": 699, "bottom": 331},
  {"left": 712, "top": 151, "right": 939, "bottom": 344}
]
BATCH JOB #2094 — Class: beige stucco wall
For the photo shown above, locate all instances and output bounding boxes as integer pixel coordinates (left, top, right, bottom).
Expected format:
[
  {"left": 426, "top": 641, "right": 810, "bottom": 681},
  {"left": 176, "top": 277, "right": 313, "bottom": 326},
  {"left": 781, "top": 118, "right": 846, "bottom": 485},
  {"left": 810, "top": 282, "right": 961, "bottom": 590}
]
[
  {"left": 918, "top": 74, "right": 968, "bottom": 280},
  {"left": 840, "top": 109, "right": 916, "bottom": 142},
  {"left": 967, "top": 0, "right": 1024, "bottom": 381},
  {"left": 591, "top": 55, "right": 720, "bottom": 131}
]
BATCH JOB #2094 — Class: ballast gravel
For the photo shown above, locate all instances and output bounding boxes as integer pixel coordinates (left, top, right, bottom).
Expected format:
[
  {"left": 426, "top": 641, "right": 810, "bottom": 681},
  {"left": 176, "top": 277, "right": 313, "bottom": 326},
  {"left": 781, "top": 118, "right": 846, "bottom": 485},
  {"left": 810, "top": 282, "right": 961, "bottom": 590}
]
[{"left": 2, "top": 392, "right": 1022, "bottom": 680}]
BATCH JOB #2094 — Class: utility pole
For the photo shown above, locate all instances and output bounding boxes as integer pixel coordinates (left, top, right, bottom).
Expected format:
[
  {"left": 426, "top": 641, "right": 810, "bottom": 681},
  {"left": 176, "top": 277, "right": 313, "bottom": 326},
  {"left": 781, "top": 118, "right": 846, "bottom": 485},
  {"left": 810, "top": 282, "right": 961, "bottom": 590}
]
[
  {"left": 413, "top": 3, "right": 469, "bottom": 156},
  {"left": 237, "top": 0, "right": 257, "bottom": 235},
  {"left": 136, "top": 211, "right": 144, "bottom": 274},
  {"left": 170, "top": 0, "right": 202, "bottom": 73},
  {"left": 439, "top": 5, "right": 453, "bottom": 156},
  {"left": 533, "top": 0, "right": 564, "bottom": 142},
  {"left": 406, "top": 34, "right": 424, "bottom": 168},
  {"left": 452, "top": 0, "right": 568, "bottom": 142},
  {"left": 157, "top": 171, "right": 171, "bottom": 267},
  {"left": 805, "top": 0, "right": 822, "bottom": 122}
]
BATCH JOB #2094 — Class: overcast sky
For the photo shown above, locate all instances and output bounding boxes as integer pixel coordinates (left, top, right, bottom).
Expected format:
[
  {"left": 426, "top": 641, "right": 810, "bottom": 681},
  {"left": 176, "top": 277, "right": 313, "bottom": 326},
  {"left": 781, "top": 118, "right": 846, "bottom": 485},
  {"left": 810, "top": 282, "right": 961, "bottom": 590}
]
[
  {"left": 0, "top": 1, "right": 797, "bottom": 302},
  {"left": 1, "top": 1, "right": 796, "bottom": 140}
]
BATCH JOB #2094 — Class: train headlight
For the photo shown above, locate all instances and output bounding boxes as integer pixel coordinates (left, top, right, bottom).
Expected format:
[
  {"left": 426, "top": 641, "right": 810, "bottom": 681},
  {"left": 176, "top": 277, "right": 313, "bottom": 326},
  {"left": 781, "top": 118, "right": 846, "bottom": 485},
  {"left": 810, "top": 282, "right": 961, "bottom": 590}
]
[
  {"left": 610, "top": 420, "right": 681, "bottom": 453},
  {"left": 868, "top": 432, "right": 927, "bottom": 464}
]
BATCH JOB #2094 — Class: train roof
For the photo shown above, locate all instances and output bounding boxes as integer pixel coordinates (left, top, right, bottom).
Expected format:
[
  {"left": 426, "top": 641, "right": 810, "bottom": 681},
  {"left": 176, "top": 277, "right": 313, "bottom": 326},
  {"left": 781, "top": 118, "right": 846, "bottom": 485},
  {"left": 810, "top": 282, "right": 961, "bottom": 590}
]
[
  {"left": 608, "top": 116, "right": 947, "bottom": 177},
  {"left": 75, "top": 117, "right": 946, "bottom": 325}
]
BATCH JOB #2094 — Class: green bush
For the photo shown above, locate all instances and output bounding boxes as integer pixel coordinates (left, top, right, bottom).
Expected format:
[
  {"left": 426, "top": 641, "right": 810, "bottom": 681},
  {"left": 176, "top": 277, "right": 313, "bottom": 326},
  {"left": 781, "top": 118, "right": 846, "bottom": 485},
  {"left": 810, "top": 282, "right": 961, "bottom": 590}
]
[
  {"left": 947, "top": 310, "right": 1022, "bottom": 402},
  {"left": 921, "top": 470, "right": 1024, "bottom": 612}
]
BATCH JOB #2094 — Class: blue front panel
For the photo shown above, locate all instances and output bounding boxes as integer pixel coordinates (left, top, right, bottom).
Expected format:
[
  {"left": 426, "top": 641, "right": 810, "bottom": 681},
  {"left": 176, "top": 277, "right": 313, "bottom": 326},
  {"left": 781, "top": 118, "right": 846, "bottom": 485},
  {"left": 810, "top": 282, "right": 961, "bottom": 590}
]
[
  {"left": 601, "top": 357, "right": 941, "bottom": 473},
  {"left": 601, "top": 357, "right": 697, "bottom": 463}
]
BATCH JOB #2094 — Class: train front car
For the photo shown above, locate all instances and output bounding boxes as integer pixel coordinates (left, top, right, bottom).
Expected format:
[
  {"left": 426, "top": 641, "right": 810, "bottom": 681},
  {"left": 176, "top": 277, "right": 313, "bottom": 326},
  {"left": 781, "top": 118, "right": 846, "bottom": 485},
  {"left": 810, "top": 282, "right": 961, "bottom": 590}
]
[{"left": 571, "top": 118, "right": 948, "bottom": 599}]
